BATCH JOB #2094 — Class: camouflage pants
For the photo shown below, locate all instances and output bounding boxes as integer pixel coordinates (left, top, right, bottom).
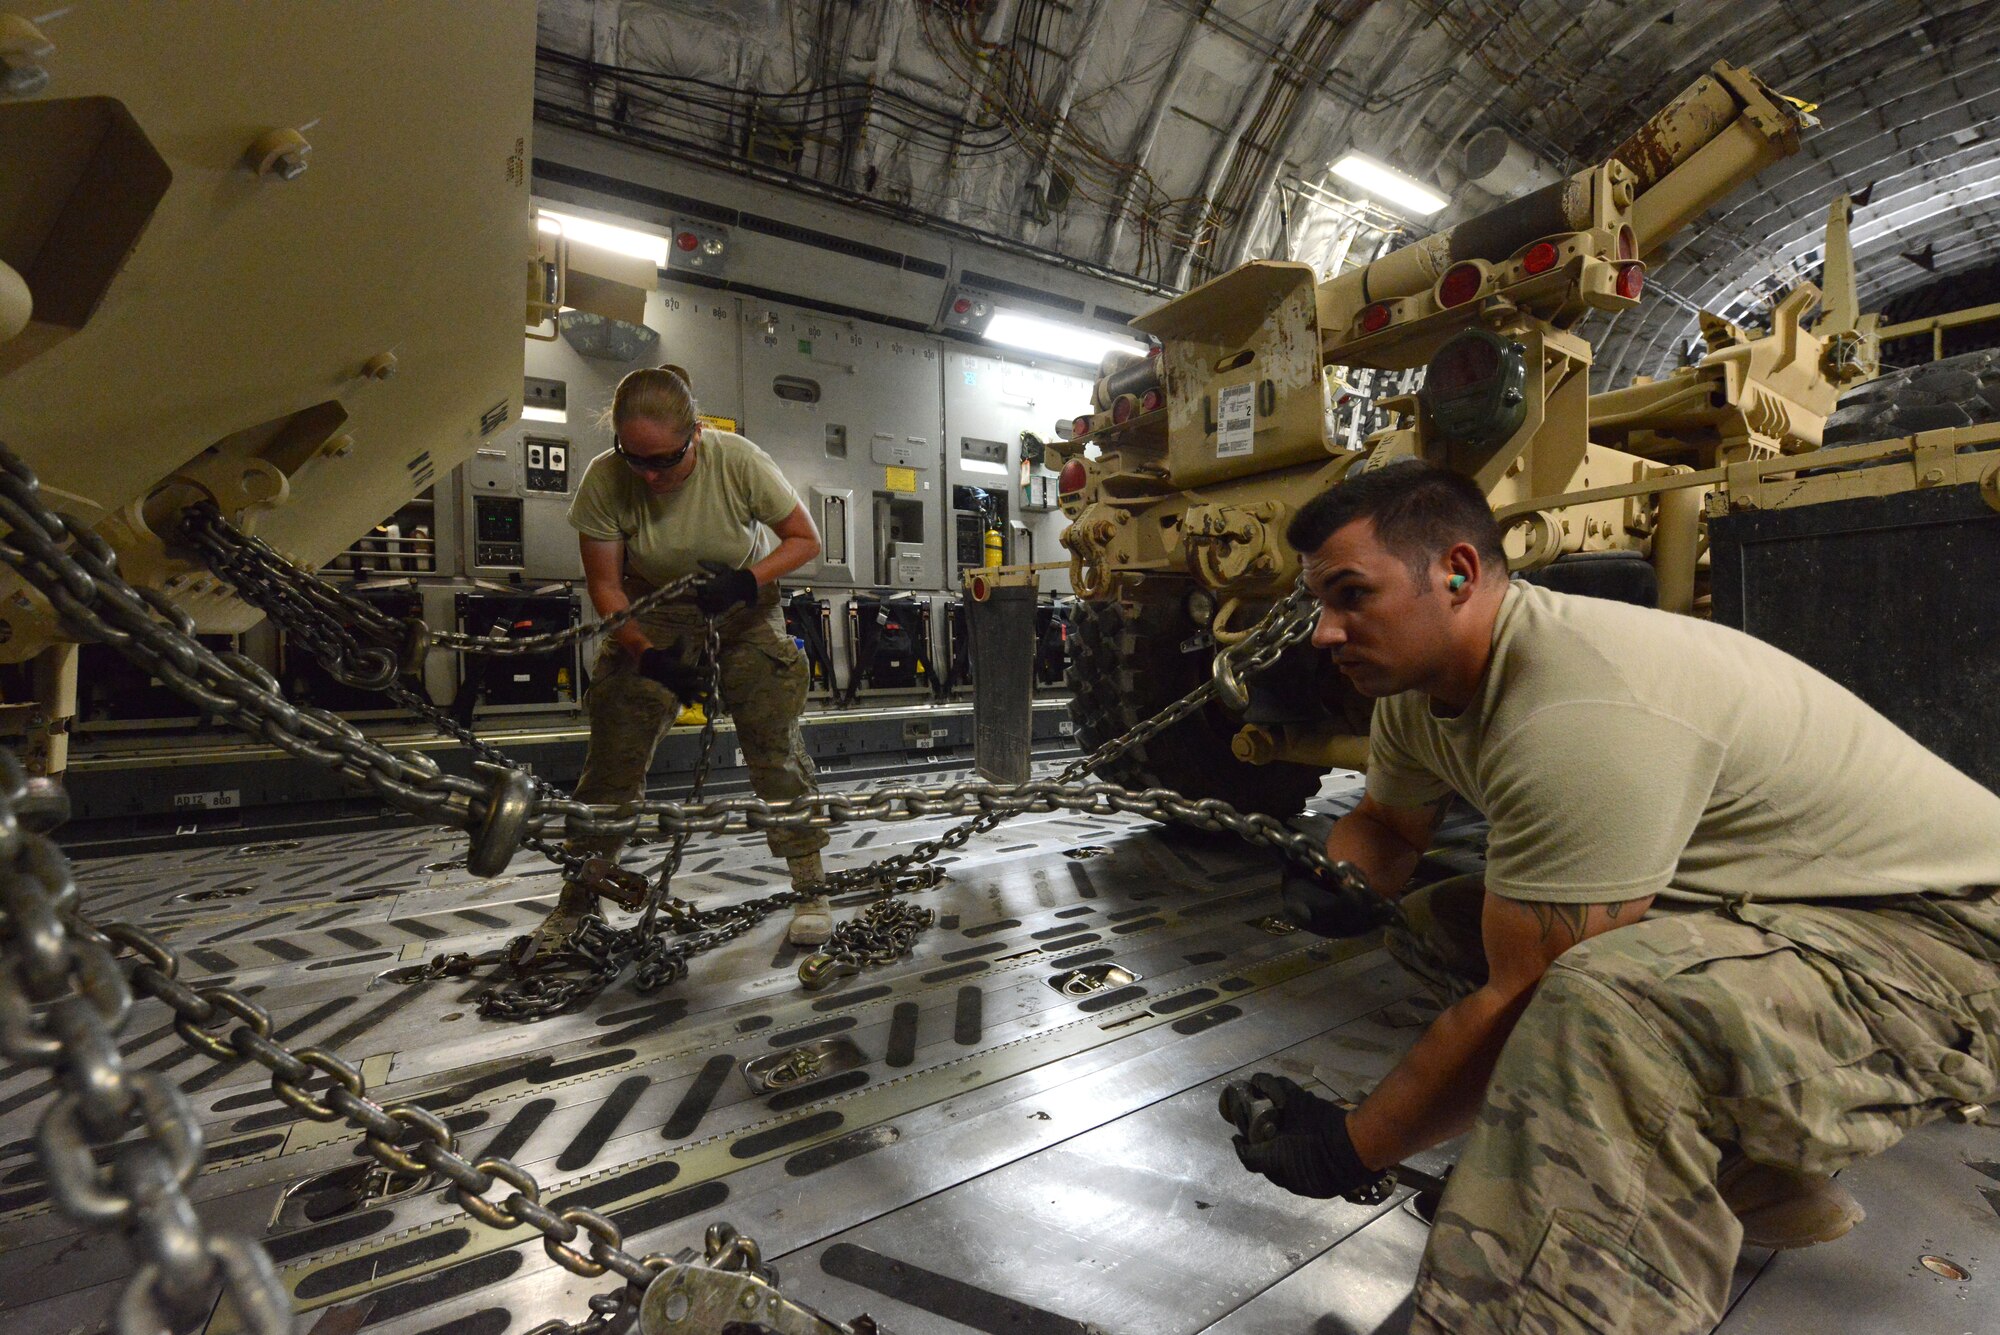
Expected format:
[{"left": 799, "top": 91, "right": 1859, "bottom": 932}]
[
  {"left": 1391, "top": 874, "right": 2000, "bottom": 1334},
  {"left": 568, "top": 586, "right": 827, "bottom": 863}
]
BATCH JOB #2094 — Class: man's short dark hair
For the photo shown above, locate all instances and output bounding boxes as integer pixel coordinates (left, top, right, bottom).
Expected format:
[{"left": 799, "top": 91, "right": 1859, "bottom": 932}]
[{"left": 1285, "top": 460, "right": 1509, "bottom": 583}]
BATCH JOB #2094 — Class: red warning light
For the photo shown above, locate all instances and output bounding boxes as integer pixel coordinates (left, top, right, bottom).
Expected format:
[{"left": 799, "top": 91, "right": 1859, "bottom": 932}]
[
  {"left": 1521, "top": 242, "right": 1559, "bottom": 275},
  {"left": 675, "top": 231, "right": 700, "bottom": 252},
  {"left": 1439, "top": 263, "right": 1483, "bottom": 307},
  {"left": 1058, "top": 458, "right": 1088, "bottom": 495},
  {"left": 1360, "top": 303, "right": 1392, "bottom": 333}
]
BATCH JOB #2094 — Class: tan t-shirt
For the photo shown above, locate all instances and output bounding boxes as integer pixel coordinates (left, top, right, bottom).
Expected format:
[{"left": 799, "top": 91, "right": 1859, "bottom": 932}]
[
  {"left": 1367, "top": 581, "right": 2000, "bottom": 906},
  {"left": 566, "top": 430, "right": 800, "bottom": 586}
]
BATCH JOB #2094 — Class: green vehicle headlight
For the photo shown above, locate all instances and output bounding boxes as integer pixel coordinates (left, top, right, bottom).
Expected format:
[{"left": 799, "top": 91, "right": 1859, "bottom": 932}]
[{"left": 1418, "top": 328, "right": 1528, "bottom": 445}]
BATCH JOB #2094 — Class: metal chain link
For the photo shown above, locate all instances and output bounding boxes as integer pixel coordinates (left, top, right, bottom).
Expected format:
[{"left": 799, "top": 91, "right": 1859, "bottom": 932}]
[
  {"left": 89, "top": 911, "right": 682, "bottom": 1300},
  {"left": 796, "top": 899, "right": 936, "bottom": 990},
  {"left": 0, "top": 437, "right": 1357, "bottom": 884},
  {"left": 0, "top": 440, "right": 1366, "bottom": 980},
  {"left": 478, "top": 623, "right": 731, "bottom": 1020},
  {"left": 179, "top": 502, "right": 699, "bottom": 676},
  {"left": 0, "top": 443, "right": 1358, "bottom": 1331},
  {"left": 0, "top": 752, "right": 294, "bottom": 1335}
]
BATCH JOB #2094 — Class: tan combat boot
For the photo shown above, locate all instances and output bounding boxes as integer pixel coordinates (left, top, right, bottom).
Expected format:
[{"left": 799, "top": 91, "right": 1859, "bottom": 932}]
[
  {"left": 786, "top": 853, "right": 833, "bottom": 947},
  {"left": 517, "top": 879, "right": 600, "bottom": 967},
  {"left": 1718, "top": 1156, "right": 1865, "bottom": 1249}
]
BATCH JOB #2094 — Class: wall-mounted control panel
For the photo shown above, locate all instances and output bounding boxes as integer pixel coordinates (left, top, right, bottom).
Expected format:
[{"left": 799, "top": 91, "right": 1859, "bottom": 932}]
[{"left": 473, "top": 494, "right": 524, "bottom": 569}]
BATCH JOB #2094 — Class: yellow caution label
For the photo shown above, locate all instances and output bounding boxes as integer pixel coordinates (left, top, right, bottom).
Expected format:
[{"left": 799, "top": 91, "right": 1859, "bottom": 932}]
[
  {"left": 884, "top": 465, "right": 918, "bottom": 494},
  {"left": 697, "top": 413, "right": 740, "bottom": 433}
]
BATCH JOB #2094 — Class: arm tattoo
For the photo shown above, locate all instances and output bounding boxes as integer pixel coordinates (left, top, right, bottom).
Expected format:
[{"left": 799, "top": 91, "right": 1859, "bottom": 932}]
[{"left": 1526, "top": 900, "right": 1591, "bottom": 944}]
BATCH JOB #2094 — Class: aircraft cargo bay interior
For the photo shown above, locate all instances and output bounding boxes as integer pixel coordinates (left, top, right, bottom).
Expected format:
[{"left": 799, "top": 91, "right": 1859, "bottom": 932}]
[{"left": 3, "top": 4, "right": 2000, "bottom": 1334}]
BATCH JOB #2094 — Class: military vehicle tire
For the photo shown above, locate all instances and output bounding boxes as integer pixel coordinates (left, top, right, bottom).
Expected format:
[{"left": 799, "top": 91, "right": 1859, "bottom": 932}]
[
  {"left": 1821, "top": 348, "right": 2000, "bottom": 447},
  {"left": 1065, "top": 598, "right": 1321, "bottom": 820}
]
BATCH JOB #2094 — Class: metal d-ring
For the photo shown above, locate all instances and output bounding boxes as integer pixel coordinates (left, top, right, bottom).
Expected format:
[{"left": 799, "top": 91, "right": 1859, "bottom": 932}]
[
  {"left": 467, "top": 766, "right": 535, "bottom": 878},
  {"left": 1211, "top": 648, "right": 1251, "bottom": 713}
]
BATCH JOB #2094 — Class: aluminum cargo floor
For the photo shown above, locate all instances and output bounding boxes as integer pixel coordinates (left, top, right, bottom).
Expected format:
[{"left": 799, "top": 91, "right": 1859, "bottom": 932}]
[{"left": 2, "top": 765, "right": 1996, "bottom": 1334}]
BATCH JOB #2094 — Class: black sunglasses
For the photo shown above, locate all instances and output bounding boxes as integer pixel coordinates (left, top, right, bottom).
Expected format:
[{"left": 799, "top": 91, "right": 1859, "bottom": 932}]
[{"left": 614, "top": 427, "right": 697, "bottom": 474}]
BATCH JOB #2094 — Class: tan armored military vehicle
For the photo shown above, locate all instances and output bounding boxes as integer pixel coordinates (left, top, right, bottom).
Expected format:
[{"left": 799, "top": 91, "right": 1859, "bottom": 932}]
[
  {"left": 0, "top": 5, "right": 659, "bottom": 780},
  {"left": 1051, "top": 61, "right": 2000, "bottom": 814}
]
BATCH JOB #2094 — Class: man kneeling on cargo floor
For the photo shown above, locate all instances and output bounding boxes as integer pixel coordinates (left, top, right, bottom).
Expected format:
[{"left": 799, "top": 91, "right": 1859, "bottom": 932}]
[{"left": 1224, "top": 461, "right": 2000, "bottom": 1333}]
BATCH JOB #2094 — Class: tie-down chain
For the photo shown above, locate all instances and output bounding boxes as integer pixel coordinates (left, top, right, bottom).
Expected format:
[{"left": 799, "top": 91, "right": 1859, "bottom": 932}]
[
  {"left": 153, "top": 483, "right": 1362, "bottom": 1023},
  {"left": 0, "top": 440, "right": 1368, "bottom": 1335}
]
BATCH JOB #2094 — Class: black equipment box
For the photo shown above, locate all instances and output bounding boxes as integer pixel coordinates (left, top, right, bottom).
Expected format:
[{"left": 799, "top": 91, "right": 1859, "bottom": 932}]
[
  {"left": 1710, "top": 481, "right": 2000, "bottom": 793},
  {"left": 79, "top": 634, "right": 239, "bottom": 725},
  {"left": 454, "top": 590, "right": 580, "bottom": 707}
]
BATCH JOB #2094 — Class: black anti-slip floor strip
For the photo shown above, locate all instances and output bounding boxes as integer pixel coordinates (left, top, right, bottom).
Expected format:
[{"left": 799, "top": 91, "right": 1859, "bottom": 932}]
[
  {"left": 402, "top": 1307, "right": 507, "bottom": 1335},
  {"left": 919, "top": 961, "right": 989, "bottom": 984},
  {"left": 551, "top": 1159, "right": 680, "bottom": 1213},
  {"left": 819, "top": 1242, "right": 1097, "bottom": 1335},
  {"left": 785, "top": 1125, "right": 899, "bottom": 1178},
  {"left": 1171, "top": 1004, "right": 1244, "bottom": 1035},
  {"left": 358, "top": 1252, "right": 524, "bottom": 1327},
  {"left": 316, "top": 979, "right": 439, "bottom": 1053},
  {"left": 1150, "top": 988, "right": 1220, "bottom": 1015},
  {"left": 1076, "top": 985, "right": 1147, "bottom": 1014},
  {"left": 885, "top": 1002, "right": 919, "bottom": 1068},
  {"left": 605, "top": 1179, "right": 728, "bottom": 1236},
  {"left": 662, "top": 1055, "right": 735, "bottom": 1141},
  {"left": 262, "top": 1208, "right": 397, "bottom": 1265},
  {"left": 594, "top": 999, "right": 689, "bottom": 1048},
  {"left": 768, "top": 1069, "right": 868, "bottom": 1112},
  {"left": 556, "top": 1075, "right": 651, "bottom": 1171},
  {"left": 477, "top": 1097, "right": 554, "bottom": 1166},
  {"left": 294, "top": 1228, "right": 471, "bottom": 1300},
  {"left": 953, "top": 987, "right": 983, "bottom": 1045},
  {"left": 767, "top": 1017, "right": 855, "bottom": 1048},
  {"left": 730, "top": 1111, "right": 843, "bottom": 1159},
  {"left": 813, "top": 984, "right": 891, "bottom": 1011}
]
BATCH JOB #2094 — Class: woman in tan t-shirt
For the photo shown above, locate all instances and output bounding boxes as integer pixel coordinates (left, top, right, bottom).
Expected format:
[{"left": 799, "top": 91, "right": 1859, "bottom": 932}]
[{"left": 532, "top": 365, "right": 833, "bottom": 956}]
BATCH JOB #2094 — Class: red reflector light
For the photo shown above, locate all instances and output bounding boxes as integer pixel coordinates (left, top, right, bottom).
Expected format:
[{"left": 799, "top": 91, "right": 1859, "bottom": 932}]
[
  {"left": 1360, "top": 303, "right": 1392, "bottom": 333},
  {"left": 1439, "top": 263, "right": 1483, "bottom": 307},
  {"left": 1112, "top": 394, "right": 1136, "bottom": 425},
  {"left": 1521, "top": 242, "right": 1559, "bottom": 275},
  {"left": 1071, "top": 415, "right": 1093, "bottom": 439},
  {"left": 1058, "top": 459, "right": 1088, "bottom": 495},
  {"left": 1140, "top": 387, "right": 1163, "bottom": 413},
  {"left": 1616, "top": 263, "right": 1645, "bottom": 301},
  {"left": 952, "top": 297, "right": 971, "bottom": 314},
  {"left": 675, "top": 231, "right": 699, "bottom": 252}
]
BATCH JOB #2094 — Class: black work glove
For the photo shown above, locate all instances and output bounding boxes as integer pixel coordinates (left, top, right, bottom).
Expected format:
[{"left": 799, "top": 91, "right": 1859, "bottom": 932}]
[
  {"left": 692, "top": 560, "right": 758, "bottom": 617},
  {"left": 637, "top": 647, "right": 712, "bottom": 704},
  {"left": 1220, "top": 1073, "right": 1386, "bottom": 1201},
  {"left": 1280, "top": 861, "right": 1389, "bottom": 938}
]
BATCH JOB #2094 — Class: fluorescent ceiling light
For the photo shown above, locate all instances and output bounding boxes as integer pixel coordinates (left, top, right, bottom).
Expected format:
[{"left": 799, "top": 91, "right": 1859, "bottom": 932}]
[
  {"left": 521, "top": 405, "right": 567, "bottom": 424},
  {"left": 536, "top": 209, "right": 668, "bottom": 266},
  {"left": 958, "top": 458, "right": 1010, "bottom": 477},
  {"left": 983, "top": 309, "right": 1145, "bottom": 367},
  {"left": 1329, "top": 153, "right": 1448, "bottom": 217}
]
